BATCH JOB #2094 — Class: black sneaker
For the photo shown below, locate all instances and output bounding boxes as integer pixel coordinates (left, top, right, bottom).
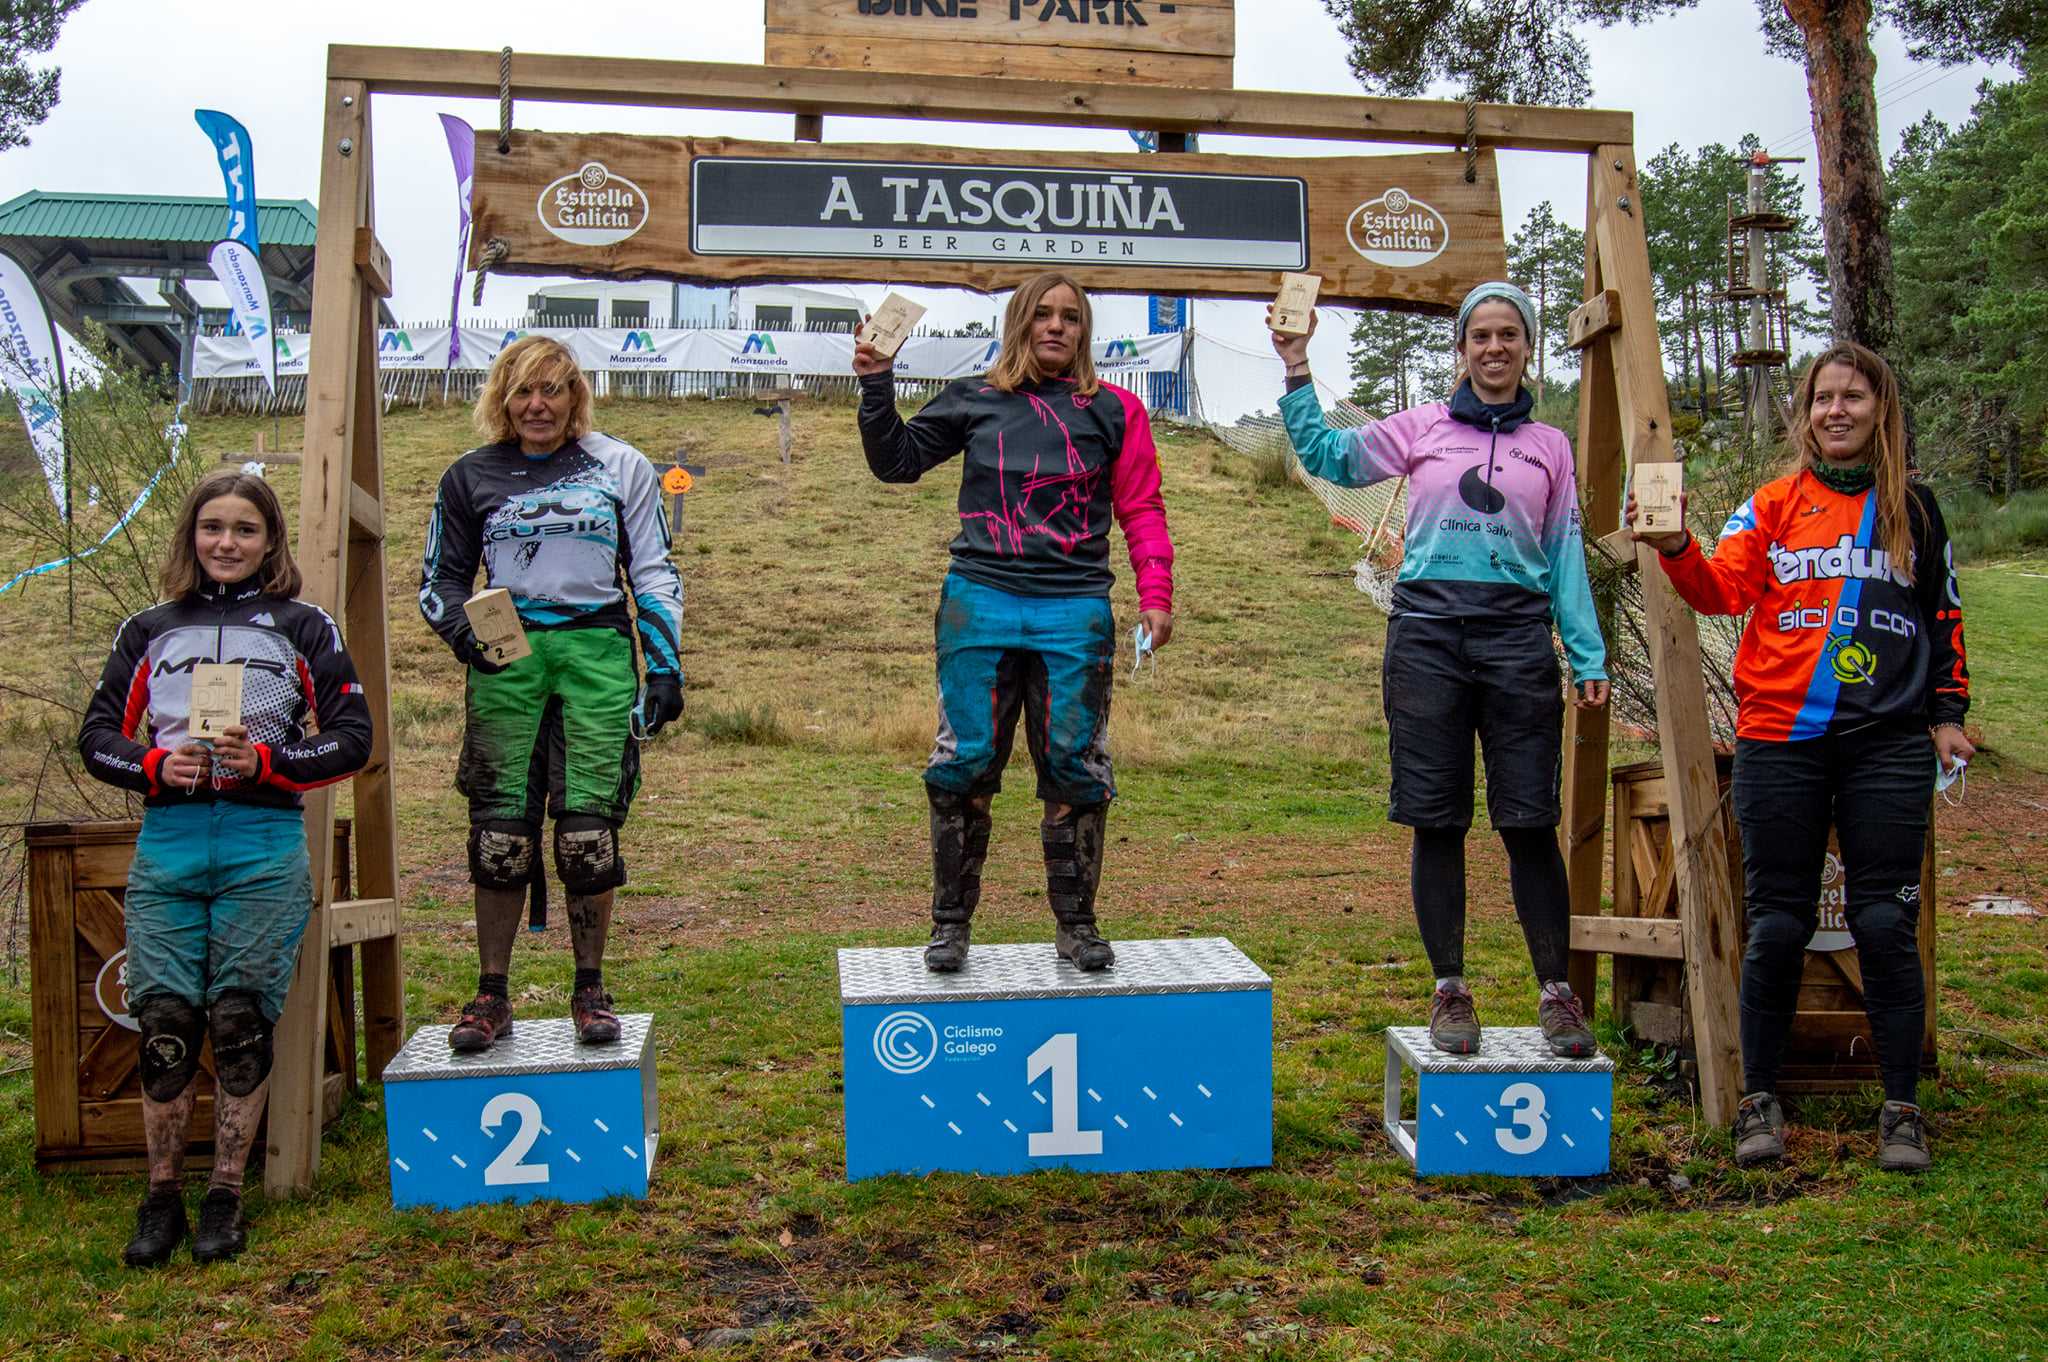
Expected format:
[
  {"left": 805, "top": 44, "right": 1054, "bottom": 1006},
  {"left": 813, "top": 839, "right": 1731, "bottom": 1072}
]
[
  {"left": 925, "top": 920, "right": 971, "bottom": 972},
  {"left": 1054, "top": 921, "right": 1115, "bottom": 971},
  {"left": 1877, "top": 1100, "right": 1932, "bottom": 1173},
  {"left": 1732, "top": 1092, "right": 1786, "bottom": 1167},
  {"left": 191, "top": 1187, "right": 247, "bottom": 1264},
  {"left": 449, "top": 993, "right": 513, "bottom": 1052},
  {"left": 122, "top": 1189, "right": 187, "bottom": 1268},
  {"left": 1428, "top": 984, "right": 1480, "bottom": 1055},
  {"left": 1538, "top": 987, "right": 1597, "bottom": 1059}
]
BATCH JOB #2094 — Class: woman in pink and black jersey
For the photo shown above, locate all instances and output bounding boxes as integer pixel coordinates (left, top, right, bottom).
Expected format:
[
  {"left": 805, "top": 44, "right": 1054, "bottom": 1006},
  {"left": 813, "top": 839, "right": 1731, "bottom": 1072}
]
[{"left": 852, "top": 273, "right": 1176, "bottom": 974}]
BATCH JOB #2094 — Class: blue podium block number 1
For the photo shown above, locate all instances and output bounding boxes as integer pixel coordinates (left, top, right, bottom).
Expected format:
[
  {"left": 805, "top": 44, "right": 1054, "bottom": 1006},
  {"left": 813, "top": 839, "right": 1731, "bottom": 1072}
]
[
  {"left": 482, "top": 1092, "right": 549, "bottom": 1187},
  {"left": 1027, "top": 1032, "right": 1102, "bottom": 1158}
]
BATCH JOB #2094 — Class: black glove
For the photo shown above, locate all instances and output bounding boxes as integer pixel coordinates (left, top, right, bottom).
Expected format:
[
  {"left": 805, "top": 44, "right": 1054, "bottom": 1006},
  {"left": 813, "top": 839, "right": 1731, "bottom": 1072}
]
[
  {"left": 460, "top": 633, "right": 509, "bottom": 676},
  {"left": 640, "top": 673, "right": 685, "bottom": 737}
]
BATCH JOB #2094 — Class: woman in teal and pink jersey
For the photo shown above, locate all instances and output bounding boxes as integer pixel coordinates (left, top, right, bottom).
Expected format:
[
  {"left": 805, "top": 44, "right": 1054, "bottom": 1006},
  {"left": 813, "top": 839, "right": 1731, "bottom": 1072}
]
[
  {"left": 1631, "top": 340, "right": 1970, "bottom": 1173},
  {"left": 1271, "top": 282, "right": 1609, "bottom": 1059}
]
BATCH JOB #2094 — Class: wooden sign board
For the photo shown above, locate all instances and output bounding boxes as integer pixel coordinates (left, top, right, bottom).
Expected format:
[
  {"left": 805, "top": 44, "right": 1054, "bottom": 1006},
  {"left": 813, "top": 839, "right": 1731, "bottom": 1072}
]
[
  {"left": 472, "top": 131, "right": 1504, "bottom": 313},
  {"left": 766, "top": 0, "right": 1234, "bottom": 89}
]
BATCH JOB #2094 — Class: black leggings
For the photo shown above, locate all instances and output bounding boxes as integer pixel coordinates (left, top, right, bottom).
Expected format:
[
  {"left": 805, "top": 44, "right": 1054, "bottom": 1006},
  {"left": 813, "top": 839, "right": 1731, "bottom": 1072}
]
[
  {"left": 1732, "top": 723, "right": 1933, "bottom": 1104},
  {"left": 1411, "top": 825, "right": 1571, "bottom": 983}
]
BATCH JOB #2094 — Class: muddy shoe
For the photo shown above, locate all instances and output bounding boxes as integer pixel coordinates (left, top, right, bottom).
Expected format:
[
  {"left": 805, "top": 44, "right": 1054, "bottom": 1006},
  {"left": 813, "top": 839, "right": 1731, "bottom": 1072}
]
[
  {"left": 449, "top": 993, "right": 513, "bottom": 1052},
  {"left": 191, "top": 1187, "right": 247, "bottom": 1264},
  {"left": 571, "top": 984, "right": 621, "bottom": 1044},
  {"left": 1055, "top": 921, "right": 1116, "bottom": 971},
  {"left": 122, "top": 1188, "right": 187, "bottom": 1268},
  {"left": 1538, "top": 987, "right": 1597, "bottom": 1059},
  {"left": 1732, "top": 1092, "right": 1786, "bottom": 1167},
  {"left": 1877, "top": 1100, "right": 1932, "bottom": 1173},
  {"left": 1428, "top": 984, "right": 1480, "bottom": 1055},
  {"left": 925, "top": 920, "right": 971, "bottom": 972}
]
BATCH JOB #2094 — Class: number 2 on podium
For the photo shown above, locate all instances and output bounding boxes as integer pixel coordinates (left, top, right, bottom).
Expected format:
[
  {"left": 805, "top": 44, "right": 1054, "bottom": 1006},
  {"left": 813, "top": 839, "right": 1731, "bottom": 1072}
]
[
  {"left": 1026, "top": 1032, "right": 1104, "bottom": 1157},
  {"left": 482, "top": 1091, "right": 550, "bottom": 1186}
]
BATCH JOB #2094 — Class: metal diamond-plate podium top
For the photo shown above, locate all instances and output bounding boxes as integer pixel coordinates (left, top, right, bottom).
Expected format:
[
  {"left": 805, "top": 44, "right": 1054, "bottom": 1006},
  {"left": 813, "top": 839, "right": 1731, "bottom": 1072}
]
[
  {"left": 1386, "top": 1025, "right": 1613, "bottom": 1074},
  {"left": 381, "top": 1014, "right": 655, "bottom": 1082},
  {"left": 837, "top": 938, "right": 1270, "bottom": 1005}
]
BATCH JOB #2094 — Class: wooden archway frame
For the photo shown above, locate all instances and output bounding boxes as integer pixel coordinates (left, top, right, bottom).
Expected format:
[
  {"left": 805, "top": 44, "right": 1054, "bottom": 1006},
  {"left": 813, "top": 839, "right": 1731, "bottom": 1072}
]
[{"left": 276, "top": 44, "right": 1744, "bottom": 1196}]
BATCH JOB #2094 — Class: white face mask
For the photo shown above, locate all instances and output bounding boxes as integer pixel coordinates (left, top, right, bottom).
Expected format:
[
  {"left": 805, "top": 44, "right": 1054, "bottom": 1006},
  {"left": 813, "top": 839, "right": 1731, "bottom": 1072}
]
[
  {"left": 1130, "top": 624, "right": 1156, "bottom": 682},
  {"left": 1935, "top": 752, "right": 1967, "bottom": 802}
]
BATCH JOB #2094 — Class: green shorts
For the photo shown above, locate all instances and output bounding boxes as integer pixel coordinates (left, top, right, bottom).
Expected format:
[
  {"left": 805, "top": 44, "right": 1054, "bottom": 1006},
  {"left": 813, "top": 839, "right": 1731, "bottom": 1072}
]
[{"left": 457, "top": 627, "right": 640, "bottom": 826}]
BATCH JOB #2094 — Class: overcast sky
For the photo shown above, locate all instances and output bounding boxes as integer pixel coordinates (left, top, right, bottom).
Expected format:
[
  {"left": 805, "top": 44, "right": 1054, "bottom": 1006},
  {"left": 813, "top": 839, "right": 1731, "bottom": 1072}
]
[{"left": 0, "top": 0, "right": 2012, "bottom": 417}]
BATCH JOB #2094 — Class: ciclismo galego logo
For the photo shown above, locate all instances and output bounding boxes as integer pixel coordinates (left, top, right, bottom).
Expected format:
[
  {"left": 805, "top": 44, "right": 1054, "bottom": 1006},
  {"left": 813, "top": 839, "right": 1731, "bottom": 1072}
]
[
  {"left": 539, "top": 162, "right": 650, "bottom": 247},
  {"left": 1347, "top": 187, "right": 1450, "bottom": 268},
  {"left": 872, "top": 1010, "right": 938, "bottom": 1075}
]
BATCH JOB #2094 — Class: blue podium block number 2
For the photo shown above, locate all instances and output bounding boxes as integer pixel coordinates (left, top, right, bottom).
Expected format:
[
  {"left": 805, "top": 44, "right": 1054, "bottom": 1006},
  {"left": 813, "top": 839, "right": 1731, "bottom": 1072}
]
[
  {"left": 482, "top": 1092, "right": 549, "bottom": 1187},
  {"left": 1027, "top": 1033, "right": 1102, "bottom": 1158}
]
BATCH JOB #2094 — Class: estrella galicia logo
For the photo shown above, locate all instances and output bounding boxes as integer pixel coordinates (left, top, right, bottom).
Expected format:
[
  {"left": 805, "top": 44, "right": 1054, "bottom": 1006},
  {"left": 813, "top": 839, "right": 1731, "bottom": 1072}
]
[
  {"left": 537, "top": 161, "right": 650, "bottom": 247},
  {"left": 380, "top": 330, "right": 414, "bottom": 353},
  {"left": 872, "top": 1010, "right": 938, "bottom": 1076},
  {"left": 1347, "top": 186, "right": 1451, "bottom": 269},
  {"left": 741, "top": 333, "right": 777, "bottom": 356},
  {"left": 621, "top": 330, "right": 656, "bottom": 352}
]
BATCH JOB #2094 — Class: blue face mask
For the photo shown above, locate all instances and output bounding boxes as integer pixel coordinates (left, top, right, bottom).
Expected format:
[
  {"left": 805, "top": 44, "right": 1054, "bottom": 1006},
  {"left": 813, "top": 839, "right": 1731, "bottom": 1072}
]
[{"left": 1131, "top": 624, "right": 1156, "bottom": 681}]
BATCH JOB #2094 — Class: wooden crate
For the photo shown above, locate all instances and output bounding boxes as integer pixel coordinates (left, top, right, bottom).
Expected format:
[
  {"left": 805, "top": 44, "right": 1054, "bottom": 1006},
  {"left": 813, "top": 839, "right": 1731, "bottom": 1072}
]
[
  {"left": 1604, "top": 759, "right": 1936, "bottom": 1093},
  {"left": 29, "top": 818, "right": 358, "bottom": 1174}
]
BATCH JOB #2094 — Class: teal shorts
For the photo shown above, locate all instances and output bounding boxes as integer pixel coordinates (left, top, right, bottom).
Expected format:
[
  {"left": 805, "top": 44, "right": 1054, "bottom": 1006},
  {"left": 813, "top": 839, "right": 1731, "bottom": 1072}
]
[{"left": 124, "top": 802, "right": 314, "bottom": 1021}]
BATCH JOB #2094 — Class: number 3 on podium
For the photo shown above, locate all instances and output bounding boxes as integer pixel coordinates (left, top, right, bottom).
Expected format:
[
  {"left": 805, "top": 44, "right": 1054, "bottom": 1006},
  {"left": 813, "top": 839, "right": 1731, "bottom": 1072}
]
[
  {"left": 1495, "top": 1081, "right": 1550, "bottom": 1155},
  {"left": 1026, "top": 1033, "right": 1104, "bottom": 1157}
]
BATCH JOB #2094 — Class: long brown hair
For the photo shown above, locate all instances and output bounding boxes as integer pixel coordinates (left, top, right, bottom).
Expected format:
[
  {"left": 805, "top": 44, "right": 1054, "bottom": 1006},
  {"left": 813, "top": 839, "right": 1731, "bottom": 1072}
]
[
  {"left": 985, "top": 272, "right": 1099, "bottom": 396},
  {"left": 474, "top": 335, "right": 595, "bottom": 445},
  {"left": 1787, "top": 341, "right": 1918, "bottom": 583},
  {"left": 160, "top": 470, "right": 303, "bottom": 600}
]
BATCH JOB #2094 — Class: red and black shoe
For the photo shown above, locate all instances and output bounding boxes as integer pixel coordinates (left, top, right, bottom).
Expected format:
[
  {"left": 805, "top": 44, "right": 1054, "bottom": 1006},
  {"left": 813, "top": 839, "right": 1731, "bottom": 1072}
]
[
  {"left": 449, "top": 993, "right": 513, "bottom": 1052},
  {"left": 571, "top": 985, "right": 620, "bottom": 1044}
]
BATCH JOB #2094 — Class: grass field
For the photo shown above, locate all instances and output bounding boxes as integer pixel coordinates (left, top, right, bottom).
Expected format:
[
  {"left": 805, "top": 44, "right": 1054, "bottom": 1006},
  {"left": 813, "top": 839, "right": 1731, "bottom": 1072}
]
[{"left": 0, "top": 394, "right": 2044, "bottom": 1361}]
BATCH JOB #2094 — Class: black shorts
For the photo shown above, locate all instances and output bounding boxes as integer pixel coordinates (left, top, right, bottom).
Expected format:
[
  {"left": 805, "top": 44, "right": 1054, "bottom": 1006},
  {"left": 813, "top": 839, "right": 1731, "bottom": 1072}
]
[{"left": 1381, "top": 614, "right": 1564, "bottom": 831}]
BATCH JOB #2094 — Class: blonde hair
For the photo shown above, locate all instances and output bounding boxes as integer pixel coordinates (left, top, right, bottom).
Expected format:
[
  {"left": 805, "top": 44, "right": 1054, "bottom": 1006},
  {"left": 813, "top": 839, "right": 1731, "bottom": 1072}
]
[
  {"left": 160, "top": 470, "right": 302, "bottom": 600},
  {"left": 1787, "top": 341, "right": 1919, "bottom": 584},
  {"left": 985, "top": 273, "right": 1099, "bottom": 397},
  {"left": 474, "top": 336, "right": 594, "bottom": 446}
]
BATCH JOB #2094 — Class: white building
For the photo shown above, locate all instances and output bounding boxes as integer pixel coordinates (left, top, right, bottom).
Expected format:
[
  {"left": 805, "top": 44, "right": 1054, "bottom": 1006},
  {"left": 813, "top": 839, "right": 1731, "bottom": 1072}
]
[{"left": 524, "top": 281, "right": 870, "bottom": 332}]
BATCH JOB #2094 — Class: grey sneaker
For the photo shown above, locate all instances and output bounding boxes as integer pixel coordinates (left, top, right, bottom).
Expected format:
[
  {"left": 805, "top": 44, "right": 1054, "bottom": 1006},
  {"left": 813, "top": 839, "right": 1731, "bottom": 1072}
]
[
  {"left": 1538, "top": 987, "right": 1597, "bottom": 1058},
  {"left": 1732, "top": 1092, "right": 1786, "bottom": 1167},
  {"left": 1877, "top": 1101, "right": 1932, "bottom": 1173},
  {"left": 1428, "top": 985, "right": 1480, "bottom": 1055}
]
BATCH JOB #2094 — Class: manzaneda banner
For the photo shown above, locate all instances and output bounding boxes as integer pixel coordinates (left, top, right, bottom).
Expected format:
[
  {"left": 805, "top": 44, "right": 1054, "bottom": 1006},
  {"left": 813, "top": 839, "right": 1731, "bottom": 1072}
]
[{"left": 468, "top": 133, "right": 1504, "bottom": 315}]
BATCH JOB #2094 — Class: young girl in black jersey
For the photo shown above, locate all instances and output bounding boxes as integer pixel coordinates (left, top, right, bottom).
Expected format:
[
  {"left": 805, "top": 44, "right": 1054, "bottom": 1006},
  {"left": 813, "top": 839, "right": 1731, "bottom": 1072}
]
[{"left": 79, "top": 471, "right": 371, "bottom": 1266}]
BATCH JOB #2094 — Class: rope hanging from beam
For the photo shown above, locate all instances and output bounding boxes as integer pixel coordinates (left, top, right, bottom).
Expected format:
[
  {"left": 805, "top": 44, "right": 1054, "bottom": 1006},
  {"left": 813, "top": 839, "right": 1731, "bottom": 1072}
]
[
  {"left": 1463, "top": 100, "right": 1477, "bottom": 184},
  {"left": 497, "top": 46, "right": 513, "bottom": 155}
]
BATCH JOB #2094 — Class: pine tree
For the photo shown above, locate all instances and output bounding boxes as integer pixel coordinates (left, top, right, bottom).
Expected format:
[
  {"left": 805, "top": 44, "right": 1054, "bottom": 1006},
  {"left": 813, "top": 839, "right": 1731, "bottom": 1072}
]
[
  {"left": 1504, "top": 200, "right": 1585, "bottom": 401},
  {"left": 0, "top": 2, "right": 88, "bottom": 153}
]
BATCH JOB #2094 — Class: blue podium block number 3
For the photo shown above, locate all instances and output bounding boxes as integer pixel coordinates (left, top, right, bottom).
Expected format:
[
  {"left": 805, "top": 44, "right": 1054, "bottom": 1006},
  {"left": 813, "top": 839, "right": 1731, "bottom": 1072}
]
[
  {"left": 482, "top": 1092, "right": 549, "bottom": 1187},
  {"left": 1027, "top": 1032, "right": 1102, "bottom": 1157},
  {"left": 1495, "top": 1082, "right": 1548, "bottom": 1156}
]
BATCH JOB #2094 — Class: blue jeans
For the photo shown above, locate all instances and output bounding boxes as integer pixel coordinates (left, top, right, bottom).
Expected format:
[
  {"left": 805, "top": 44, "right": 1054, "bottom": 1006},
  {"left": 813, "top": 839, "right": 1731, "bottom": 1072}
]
[
  {"left": 926, "top": 573, "right": 1118, "bottom": 805},
  {"left": 124, "top": 803, "right": 314, "bottom": 1021}
]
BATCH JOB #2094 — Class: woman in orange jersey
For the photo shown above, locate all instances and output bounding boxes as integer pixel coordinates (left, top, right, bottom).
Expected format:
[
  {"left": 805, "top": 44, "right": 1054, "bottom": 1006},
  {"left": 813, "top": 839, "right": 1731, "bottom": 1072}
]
[{"left": 1629, "top": 341, "right": 1970, "bottom": 1174}]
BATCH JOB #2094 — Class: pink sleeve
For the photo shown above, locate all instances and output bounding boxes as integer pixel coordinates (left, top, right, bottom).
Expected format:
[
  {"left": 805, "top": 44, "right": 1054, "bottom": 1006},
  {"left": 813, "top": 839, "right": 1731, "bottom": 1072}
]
[{"left": 1107, "top": 385, "right": 1175, "bottom": 613}]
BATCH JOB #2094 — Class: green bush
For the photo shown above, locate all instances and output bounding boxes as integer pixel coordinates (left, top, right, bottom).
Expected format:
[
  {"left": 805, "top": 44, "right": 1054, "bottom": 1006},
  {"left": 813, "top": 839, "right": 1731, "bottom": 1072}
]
[{"left": 1935, "top": 486, "right": 2048, "bottom": 563}]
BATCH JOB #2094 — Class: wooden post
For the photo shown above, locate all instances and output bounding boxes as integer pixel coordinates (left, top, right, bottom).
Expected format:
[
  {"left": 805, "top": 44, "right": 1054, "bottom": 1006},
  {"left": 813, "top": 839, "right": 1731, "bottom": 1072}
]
[
  {"left": 1586, "top": 145, "right": 1745, "bottom": 1127},
  {"left": 268, "top": 76, "right": 406, "bottom": 1196},
  {"left": 1562, "top": 170, "right": 1621, "bottom": 1008}
]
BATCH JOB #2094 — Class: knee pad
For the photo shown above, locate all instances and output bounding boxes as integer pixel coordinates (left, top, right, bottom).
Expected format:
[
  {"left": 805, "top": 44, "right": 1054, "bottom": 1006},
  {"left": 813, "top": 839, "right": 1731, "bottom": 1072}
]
[
  {"left": 469, "top": 819, "right": 539, "bottom": 890},
  {"left": 135, "top": 994, "right": 205, "bottom": 1102},
  {"left": 555, "top": 815, "right": 626, "bottom": 894},
  {"left": 208, "top": 989, "right": 275, "bottom": 1097}
]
